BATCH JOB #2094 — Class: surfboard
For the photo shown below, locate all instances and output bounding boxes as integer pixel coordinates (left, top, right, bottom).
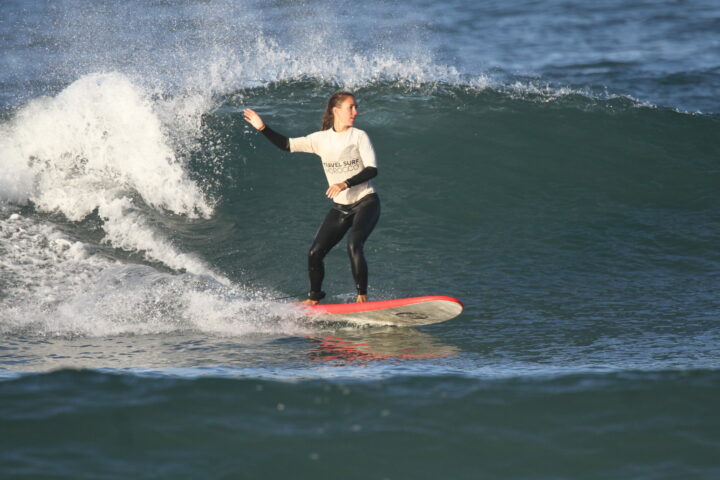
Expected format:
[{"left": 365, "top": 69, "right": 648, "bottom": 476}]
[{"left": 301, "top": 295, "right": 464, "bottom": 327}]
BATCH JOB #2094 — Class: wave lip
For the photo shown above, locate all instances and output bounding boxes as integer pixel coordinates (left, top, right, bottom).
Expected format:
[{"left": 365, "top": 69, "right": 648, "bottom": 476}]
[
  {"left": 0, "top": 72, "right": 212, "bottom": 216},
  {"left": 0, "top": 72, "right": 226, "bottom": 281}
]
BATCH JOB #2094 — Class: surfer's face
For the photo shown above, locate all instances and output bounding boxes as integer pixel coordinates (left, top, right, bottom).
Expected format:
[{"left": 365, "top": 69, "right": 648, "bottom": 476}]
[{"left": 333, "top": 97, "right": 358, "bottom": 129}]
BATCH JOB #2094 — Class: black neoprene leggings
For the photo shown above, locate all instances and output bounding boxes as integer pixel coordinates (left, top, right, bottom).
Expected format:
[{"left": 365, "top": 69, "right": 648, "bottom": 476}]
[{"left": 308, "top": 193, "right": 380, "bottom": 300}]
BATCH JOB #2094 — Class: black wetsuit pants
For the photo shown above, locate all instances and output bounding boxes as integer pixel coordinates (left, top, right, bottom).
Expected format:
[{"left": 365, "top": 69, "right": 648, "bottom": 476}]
[{"left": 308, "top": 193, "right": 380, "bottom": 300}]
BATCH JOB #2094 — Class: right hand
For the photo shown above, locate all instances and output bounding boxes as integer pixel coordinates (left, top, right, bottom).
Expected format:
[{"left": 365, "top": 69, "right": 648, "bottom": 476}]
[
  {"left": 325, "top": 182, "right": 349, "bottom": 199},
  {"left": 243, "top": 108, "right": 266, "bottom": 131}
]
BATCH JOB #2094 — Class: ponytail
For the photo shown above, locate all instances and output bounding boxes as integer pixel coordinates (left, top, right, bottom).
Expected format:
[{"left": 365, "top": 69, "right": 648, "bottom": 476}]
[{"left": 321, "top": 91, "right": 355, "bottom": 130}]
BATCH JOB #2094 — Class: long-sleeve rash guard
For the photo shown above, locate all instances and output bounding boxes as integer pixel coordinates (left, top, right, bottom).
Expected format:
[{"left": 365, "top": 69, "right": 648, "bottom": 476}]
[{"left": 261, "top": 125, "right": 378, "bottom": 205}]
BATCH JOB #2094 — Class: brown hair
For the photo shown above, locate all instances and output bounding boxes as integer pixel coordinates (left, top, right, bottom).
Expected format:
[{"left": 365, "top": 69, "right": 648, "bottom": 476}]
[{"left": 321, "top": 91, "right": 355, "bottom": 130}]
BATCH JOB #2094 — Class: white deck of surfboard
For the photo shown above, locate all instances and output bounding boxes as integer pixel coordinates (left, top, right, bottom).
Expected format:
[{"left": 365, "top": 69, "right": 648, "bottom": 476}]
[{"left": 311, "top": 298, "right": 463, "bottom": 327}]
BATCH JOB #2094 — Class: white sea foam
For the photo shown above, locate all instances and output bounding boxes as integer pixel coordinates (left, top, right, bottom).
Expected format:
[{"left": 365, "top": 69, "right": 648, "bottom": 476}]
[
  {"left": 0, "top": 211, "right": 106, "bottom": 306},
  {"left": 234, "top": 37, "right": 467, "bottom": 90},
  {"left": 34, "top": 0, "right": 472, "bottom": 94},
  {"left": 171, "top": 36, "right": 627, "bottom": 108},
  {"left": 1, "top": 72, "right": 212, "bottom": 215},
  {"left": 0, "top": 212, "right": 307, "bottom": 338},
  {"left": 0, "top": 72, "right": 225, "bottom": 281}
]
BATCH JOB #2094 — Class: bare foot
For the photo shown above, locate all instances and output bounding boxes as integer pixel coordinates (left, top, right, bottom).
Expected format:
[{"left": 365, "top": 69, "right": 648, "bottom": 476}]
[
  {"left": 356, "top": 295, "right": 367, "bottom": 303},
  {"left": 298, "top": 299, "right": 319, "bottom": 306}
]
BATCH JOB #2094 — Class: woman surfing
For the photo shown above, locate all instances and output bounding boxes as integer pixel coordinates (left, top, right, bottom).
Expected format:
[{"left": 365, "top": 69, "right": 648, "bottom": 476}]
[{"left": 243, "top": 92, "right": 380, "bottom": 305}]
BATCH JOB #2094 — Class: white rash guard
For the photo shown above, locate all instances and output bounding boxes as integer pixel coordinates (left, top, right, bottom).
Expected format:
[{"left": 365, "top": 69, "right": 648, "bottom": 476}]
[{"left": 289, "top": 128, "right": 377, "bottom": 205}]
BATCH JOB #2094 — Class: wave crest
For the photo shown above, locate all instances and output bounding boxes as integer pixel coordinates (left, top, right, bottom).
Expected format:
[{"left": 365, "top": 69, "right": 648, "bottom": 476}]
[{"left": 0, "top": 72, "right": 223, "bottom": 279}]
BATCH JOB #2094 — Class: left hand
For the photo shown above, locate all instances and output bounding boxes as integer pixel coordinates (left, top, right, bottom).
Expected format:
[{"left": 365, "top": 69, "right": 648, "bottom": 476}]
[{"left": 325, "top": 182, "right": 349, "bottom": 199}]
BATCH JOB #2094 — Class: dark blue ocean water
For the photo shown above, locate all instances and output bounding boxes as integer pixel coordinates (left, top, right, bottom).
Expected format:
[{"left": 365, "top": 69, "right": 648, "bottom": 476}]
[{"left": 1, "top": 1, "right": 720, "bottom": 478}]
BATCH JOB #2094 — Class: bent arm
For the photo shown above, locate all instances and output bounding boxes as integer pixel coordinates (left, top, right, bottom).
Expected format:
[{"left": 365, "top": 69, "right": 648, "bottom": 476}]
[
  {"left": 344, "top": 166, "right": 378, "bottom": 187},
  {"left": 326, "top": 167, "right": 378, "bottom": 198},
  {"left": 342, "top": 131, "right": 378, "bottom": 187}
]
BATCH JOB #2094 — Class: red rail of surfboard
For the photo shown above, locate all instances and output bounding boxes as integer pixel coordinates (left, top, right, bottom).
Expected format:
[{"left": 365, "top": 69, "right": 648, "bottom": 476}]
[{"left": 304, "top": 296, "right": 464, "bottom": 315}]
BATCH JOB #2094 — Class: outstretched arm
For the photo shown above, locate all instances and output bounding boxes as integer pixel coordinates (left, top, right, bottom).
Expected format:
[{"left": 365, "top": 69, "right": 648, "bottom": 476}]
[{"left": 243, "top": 108, "right": 290, "bottom": 151}]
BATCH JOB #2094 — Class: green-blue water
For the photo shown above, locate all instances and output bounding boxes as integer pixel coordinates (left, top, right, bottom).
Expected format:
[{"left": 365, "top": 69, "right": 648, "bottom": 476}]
[
  {"left": 2, "top": 369, "right": 718, "bottom": 479},
  {"left": 1, "top": 1, "right": 719, "bottom": 478}
]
